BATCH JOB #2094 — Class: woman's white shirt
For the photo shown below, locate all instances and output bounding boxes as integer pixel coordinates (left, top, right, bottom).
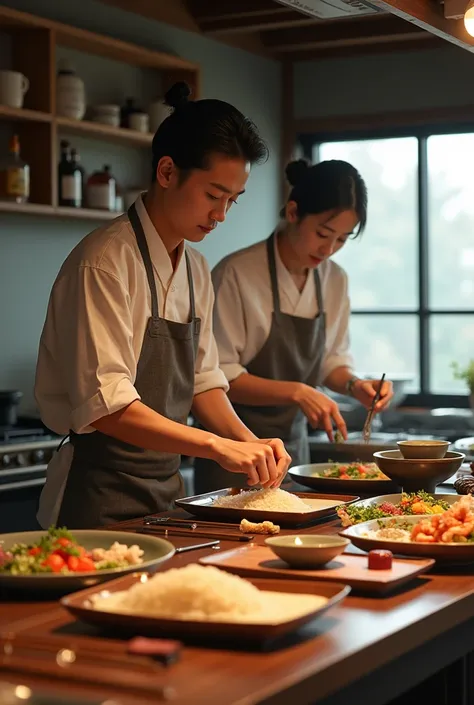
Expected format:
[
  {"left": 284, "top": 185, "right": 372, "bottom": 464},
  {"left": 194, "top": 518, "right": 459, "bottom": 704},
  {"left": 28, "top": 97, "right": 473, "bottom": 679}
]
[{"left": 211, "top": 236, "right": 354, "bottom": 385}]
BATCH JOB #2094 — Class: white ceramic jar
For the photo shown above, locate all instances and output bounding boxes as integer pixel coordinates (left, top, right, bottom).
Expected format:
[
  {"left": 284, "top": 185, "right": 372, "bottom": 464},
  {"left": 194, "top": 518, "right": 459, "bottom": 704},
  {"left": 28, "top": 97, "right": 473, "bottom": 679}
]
[
  {"left": 92, "top": 104, "right": 121, "bottom": 127},
  {"left": 129, "top": 111, "right": 149, "bottom": 133},
  {"left": 56, "top": 60, "right": 85, "bottom": 120}
]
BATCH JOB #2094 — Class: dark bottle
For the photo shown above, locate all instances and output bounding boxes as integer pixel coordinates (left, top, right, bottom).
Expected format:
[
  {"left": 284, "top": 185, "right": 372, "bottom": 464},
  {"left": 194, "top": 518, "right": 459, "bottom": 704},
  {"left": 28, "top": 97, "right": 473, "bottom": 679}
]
[
  {"left": 58, "top": 140, "right": 82, "bottom": 208},
  {"left": 120, "top": 97, "right": 139, "bottom": 128}
]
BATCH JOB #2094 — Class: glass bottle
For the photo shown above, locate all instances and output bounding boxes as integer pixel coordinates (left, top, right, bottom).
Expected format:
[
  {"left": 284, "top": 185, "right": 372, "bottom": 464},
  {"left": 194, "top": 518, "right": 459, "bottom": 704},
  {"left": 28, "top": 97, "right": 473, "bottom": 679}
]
[
  {"left": 70, "top": 148, "right": 85, "bottom": 207},
  {"left": 86, "top": 164, "right": 116, "bottom": 211},
  {"left": 0, "top": 134, "right": 30, "bottom": 203},
  {"left": 120, "top": 97, "right": 139, "bottom": 128},
  {"left": 58, "top": 140, "right": 81, "bottom": 208}
]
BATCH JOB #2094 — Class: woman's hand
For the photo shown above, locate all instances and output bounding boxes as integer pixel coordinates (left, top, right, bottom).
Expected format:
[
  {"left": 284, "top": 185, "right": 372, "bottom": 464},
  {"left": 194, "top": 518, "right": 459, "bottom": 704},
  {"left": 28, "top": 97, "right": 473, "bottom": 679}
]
[
  {"left": 292, "top": 383, "right": 347, "bottom": 442},
  {"left": 351, "top": 379, "right": 394, "bottom": 412}
]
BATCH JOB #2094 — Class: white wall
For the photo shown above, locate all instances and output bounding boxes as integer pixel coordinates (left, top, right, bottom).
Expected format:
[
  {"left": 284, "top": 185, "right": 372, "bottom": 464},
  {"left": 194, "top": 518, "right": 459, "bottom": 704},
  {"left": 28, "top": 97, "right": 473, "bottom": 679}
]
[{"left": 0, "top": 0, "right": 282, "bottom": 411}]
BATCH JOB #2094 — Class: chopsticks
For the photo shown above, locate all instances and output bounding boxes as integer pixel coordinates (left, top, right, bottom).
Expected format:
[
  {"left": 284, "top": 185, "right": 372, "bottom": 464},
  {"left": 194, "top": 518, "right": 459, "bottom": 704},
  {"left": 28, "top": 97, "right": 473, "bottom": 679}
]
[
  {"left": 362, "top": 373, "right": 386, "bottom": 444},
  {"left": 144, "top": 515, "right": 242, "bottom": 529},
  {"left": 142, "top": 515, "right": 253, "bottom": 542},
  {"left": 175, "top": 540, "right": 220, "bottom": 553},
  {"left": 0, "top": 633, "right": 176, "bottom": 698},
  {"left": 141, "top": 525, "right": 253, "bottom": 542}
]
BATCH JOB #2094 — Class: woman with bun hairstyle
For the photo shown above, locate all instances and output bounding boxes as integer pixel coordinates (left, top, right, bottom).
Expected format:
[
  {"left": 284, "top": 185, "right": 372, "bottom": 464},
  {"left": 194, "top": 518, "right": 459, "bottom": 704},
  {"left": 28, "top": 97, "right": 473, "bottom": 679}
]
[
  {"left": 35, "top": 82, "right": 291, "bottom": 528},
  {"left": 194, "top": 159, "right": 394, "bottom": 493}
]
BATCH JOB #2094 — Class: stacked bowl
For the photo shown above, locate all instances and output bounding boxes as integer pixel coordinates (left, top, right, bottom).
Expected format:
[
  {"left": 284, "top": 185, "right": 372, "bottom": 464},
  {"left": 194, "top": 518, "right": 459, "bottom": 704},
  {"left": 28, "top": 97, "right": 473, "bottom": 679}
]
[{"left": 374, "top": 440, "right": 465, "bottom": 493}]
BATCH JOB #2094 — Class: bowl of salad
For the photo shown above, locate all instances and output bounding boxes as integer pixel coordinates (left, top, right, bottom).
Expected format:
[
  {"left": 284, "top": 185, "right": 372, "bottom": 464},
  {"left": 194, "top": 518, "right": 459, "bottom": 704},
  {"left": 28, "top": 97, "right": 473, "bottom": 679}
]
[
  {"left": 0, "top": 526, "right": 175, "bottom": 592},
  {"left": 288, "top": 461, "right": 399, "bottom": 495},
  {"left": 339, "top": 495, "right": 474, "bottom": 563},
  {"left": 336, "top": 491, "right": 455, "bottom": 527}
]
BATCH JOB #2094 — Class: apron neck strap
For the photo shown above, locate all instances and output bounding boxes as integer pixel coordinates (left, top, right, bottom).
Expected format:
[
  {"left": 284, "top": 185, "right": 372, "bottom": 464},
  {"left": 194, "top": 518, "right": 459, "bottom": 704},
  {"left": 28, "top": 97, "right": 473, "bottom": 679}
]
[
  {"left": 128, "top": 203, "right": 159, "bottom": 318},
  {"left": 313, "top": 267, "right": 323, "bottom": 309},
  {"left": 184, "top": 251, "right": 196, "bottom": 320},
  {"left": 128, "top": 202, "right": 197, "bottom": 321},
  {"left": 266, "top": 233, "right": 281, "bottom": 314},
  {"left": 267, "top": 232, "right": 325, "bottom": 314}
]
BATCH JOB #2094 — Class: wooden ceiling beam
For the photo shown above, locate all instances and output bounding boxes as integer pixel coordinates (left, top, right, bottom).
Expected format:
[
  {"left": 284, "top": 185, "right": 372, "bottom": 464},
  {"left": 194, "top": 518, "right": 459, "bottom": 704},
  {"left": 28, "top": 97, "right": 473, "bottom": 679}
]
[
  {"left": 367, "top": 0, "right": 474, "bottom": 52},
  {"left": 198, "top": 10, "right": 318, "bottom": 35},
  {"left": 95, "top": 0, "right": 272, "bottom": 55},
  {"left": 282, "top": 33, "right": 443, "bottom": 60},
  {"left": 185, "top": 0, "right": 280, "bottom": 21},
  {"left": 98, "top": 0, "right": 200, "bottom": 31},
  {"left": 262, "top": 14, "right": 427, "bottom": 50}
]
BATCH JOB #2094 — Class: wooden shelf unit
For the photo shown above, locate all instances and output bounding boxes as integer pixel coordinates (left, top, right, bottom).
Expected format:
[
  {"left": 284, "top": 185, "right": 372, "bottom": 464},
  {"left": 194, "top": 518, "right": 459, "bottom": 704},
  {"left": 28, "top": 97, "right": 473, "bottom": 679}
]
[
  {"left": 0, "top": 201, "right": 121, "bottom": 220},
  {"left": 55, "top": 116, "right": 154, "bottom": 147},
  {"left": 0, "top": 4, "right": 200, "bottom": 218}
]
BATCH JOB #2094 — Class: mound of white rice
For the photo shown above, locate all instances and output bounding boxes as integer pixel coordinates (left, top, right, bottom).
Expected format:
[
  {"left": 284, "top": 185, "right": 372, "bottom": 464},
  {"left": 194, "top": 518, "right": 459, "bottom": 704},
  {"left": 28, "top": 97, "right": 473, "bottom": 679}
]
[
  {"left": 91, "top": 564, "right": 326, "bottom": 623},
  {"left": 213, "top": 488, "right": 311, "bottom": 513}
]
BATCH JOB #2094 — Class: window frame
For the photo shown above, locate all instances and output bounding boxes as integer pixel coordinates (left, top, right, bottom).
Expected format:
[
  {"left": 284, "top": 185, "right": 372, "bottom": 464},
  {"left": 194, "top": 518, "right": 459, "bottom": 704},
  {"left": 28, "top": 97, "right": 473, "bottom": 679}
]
[{"left": 297, "top": 122, "right": 474, "bottom": 409}]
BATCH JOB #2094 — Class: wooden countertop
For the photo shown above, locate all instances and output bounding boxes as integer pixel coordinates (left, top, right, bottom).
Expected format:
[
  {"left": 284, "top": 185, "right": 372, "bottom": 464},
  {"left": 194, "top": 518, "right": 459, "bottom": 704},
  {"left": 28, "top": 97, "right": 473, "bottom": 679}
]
[{"left": 2, "top": 508, "right": 474, "bottom": 705}]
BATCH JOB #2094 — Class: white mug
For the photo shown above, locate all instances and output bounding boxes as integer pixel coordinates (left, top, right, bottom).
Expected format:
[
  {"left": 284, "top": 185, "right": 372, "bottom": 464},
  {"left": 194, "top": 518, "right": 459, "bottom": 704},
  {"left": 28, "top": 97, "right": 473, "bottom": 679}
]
[{"left": 0, "top": 70, "right": 29, "bottom": 108}]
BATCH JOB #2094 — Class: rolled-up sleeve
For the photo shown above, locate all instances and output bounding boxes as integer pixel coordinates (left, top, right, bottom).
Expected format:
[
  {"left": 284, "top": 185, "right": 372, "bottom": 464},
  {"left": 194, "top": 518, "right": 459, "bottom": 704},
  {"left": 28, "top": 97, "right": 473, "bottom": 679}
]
[
  {"left": 43, "top": 265, "right": 140, "bottom": 433},
  {"left": 319, "top": 268, "right": 354, "bottom": 384},
  {"left": 193, "top": 258, "right": 229, "bottom": 396},
  {"left": 211, "top": 264, "right": 248, "bottom": 383}
]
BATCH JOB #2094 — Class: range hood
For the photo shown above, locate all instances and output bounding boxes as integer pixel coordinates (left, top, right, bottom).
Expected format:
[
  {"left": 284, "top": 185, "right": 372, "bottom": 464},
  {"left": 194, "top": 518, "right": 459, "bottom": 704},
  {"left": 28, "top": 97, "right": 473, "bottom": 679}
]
[{"left": 274, "top": 0, "right": 381, "bottom": 19}]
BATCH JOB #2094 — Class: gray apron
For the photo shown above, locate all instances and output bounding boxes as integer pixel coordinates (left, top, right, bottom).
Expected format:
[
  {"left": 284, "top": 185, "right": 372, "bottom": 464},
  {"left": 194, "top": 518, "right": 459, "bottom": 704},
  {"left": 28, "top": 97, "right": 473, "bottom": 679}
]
[
  {"left": 194, "top": 232, "right": 326, "bottom": 494},
  {"left": 57, "top": 203, "right": 200, "bottom": 528}
]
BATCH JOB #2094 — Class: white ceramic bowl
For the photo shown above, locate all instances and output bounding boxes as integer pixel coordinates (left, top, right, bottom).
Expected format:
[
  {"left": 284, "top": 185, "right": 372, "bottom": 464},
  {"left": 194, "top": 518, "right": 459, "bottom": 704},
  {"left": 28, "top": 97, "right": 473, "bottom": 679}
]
[
  {"left": 265, "top": 534, "right": 349, "bottom": 568},
  {"left": 397, "top": 439, "right": 449, "bottom": 460}
]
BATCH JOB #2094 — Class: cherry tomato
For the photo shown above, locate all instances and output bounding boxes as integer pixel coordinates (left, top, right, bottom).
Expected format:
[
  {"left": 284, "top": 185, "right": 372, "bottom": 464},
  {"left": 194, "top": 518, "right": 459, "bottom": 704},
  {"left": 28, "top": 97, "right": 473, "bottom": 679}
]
[
  {"left": 42, "top": 554, "right": 66, "bottom": 573},
  {"left": 76, "top": 556, "right": 97, "bottom": 572},
  {"left": 55, "top": 538, "right": 72, "bottom": 548},
  {"left": 53, "top": 540, "right": 86, "bottom": 561},
  {"left": 28, "top": 547, "right": 42, "bottom": 556},
  {"left": 67, "top": 556, "right": 80, "bottom": 572}
]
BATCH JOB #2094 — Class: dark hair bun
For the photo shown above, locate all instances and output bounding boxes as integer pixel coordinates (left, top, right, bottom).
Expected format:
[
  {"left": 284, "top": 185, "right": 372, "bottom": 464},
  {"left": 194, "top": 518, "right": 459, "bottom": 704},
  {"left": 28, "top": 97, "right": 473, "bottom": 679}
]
[
  {"left": 285, "top": 159, "right": 309, "bottom": 187},
  {"left": 164, "top": 81, "right": 191, "bottom": 109}
]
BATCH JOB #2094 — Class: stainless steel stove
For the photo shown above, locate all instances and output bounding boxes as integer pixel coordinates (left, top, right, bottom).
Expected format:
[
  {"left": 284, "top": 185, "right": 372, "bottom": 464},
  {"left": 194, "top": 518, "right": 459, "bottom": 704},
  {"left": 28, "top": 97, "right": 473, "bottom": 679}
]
[
  {"left": 0, "top": 426, "right": 61, "bottom": 493},
  {"left": 0, "top": 421, "right": 62, "bottom": 532}
]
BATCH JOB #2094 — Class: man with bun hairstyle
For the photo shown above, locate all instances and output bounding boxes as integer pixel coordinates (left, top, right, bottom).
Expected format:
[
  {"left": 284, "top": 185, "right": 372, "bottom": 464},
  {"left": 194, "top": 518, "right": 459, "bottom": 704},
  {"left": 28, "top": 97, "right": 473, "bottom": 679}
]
[
  {"left": 36, "top": 82, "right": 291, "bottom": 528},
  {"left": 195, "top": 159, "right": 394, "bottom": 493}
]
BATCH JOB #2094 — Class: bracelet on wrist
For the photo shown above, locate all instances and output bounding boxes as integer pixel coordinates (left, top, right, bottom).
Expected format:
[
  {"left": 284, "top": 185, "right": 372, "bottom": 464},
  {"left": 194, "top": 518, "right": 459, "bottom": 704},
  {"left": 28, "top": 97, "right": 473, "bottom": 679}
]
[{"left": 346, "top": 376, "right": 361, "bottom": 397}]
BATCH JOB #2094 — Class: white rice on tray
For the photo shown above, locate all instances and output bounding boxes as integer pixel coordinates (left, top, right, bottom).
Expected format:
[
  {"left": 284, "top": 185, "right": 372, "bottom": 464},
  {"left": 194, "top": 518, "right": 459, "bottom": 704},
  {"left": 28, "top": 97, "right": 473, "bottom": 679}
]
[
  {"left": 213, "top": 488, "right": 311, "bottom": 513},
  {"left": 91, "top": 564, "right": 326, "bottom": 623}
]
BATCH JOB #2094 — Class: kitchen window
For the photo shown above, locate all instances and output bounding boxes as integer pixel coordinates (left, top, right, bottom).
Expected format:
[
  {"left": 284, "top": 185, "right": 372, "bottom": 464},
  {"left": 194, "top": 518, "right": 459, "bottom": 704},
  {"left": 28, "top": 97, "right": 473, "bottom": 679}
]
[{"left": 298, "top": 128, "right": 474, "bottom": 408}]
